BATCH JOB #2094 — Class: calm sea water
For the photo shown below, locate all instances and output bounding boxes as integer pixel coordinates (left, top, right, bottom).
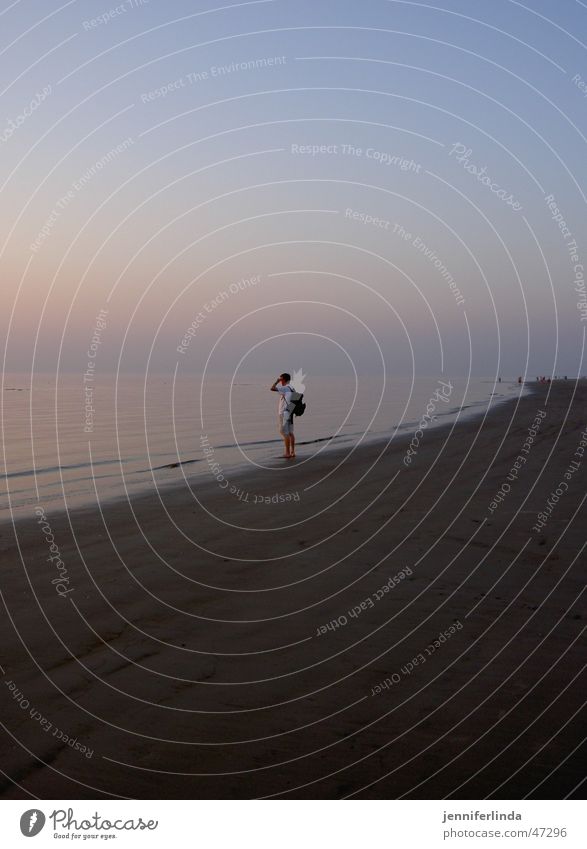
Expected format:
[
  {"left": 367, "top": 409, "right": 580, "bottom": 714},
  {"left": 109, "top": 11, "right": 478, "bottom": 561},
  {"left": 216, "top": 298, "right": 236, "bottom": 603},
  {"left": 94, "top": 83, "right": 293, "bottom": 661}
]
[{"left": 1, "top": 373, "right": 524, "bottom": 516}]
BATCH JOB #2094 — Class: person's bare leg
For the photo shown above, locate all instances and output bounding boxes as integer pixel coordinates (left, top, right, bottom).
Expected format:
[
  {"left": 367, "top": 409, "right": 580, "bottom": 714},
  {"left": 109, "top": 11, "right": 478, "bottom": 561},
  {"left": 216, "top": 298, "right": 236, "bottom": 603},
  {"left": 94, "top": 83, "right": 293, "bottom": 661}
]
[
  {"left": 288, "top": 433, "right": 296, "bottom": 458},
  {"left": 278, "top": 417, "right": 290, "bottom": 457}
]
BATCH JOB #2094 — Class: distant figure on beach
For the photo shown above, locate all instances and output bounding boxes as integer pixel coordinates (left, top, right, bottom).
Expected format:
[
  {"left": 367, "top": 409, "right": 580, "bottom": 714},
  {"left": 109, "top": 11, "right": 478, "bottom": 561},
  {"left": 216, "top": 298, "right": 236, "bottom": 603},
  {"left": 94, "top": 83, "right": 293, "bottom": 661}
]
[{"left": 270, "top": 373, "right": 296, "bottom": 459}]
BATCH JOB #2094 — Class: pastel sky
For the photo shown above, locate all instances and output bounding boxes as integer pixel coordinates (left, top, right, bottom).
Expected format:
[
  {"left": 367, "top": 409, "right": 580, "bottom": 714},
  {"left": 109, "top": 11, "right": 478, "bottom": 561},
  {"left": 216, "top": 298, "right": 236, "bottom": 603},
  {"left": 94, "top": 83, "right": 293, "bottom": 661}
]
[{"left": 2, "top": 0, "right": 586, "bottom": 377}]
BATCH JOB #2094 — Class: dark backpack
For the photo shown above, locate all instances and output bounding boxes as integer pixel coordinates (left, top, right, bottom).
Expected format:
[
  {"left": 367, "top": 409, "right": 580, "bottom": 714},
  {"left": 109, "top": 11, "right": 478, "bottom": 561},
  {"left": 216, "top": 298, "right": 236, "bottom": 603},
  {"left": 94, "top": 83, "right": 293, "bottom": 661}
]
[{"left": 289, "top": 391, "right": 306, "bottom": 417}]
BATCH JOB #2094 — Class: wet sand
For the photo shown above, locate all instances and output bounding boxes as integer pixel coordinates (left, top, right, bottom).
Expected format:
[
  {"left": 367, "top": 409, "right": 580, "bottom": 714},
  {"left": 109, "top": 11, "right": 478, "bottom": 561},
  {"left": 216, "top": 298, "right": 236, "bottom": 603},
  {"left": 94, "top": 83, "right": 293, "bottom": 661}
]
[{"left": 0, "top": 380, "right": 585, "bottom": 799}]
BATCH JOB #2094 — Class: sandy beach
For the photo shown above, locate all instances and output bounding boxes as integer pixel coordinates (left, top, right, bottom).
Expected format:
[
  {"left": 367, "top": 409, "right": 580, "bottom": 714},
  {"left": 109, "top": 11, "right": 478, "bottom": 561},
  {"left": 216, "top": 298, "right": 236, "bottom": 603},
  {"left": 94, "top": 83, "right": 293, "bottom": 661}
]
[{"left": 0, "top": 380, "right": 585, "bottom": 799}]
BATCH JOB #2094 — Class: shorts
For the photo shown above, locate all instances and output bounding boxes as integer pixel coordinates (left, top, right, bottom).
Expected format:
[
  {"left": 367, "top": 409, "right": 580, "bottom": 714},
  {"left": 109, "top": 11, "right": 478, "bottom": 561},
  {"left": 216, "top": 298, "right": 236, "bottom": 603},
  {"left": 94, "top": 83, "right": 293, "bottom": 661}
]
[{"left": 279, "top": 413, "right": 294, "bottom": 436}]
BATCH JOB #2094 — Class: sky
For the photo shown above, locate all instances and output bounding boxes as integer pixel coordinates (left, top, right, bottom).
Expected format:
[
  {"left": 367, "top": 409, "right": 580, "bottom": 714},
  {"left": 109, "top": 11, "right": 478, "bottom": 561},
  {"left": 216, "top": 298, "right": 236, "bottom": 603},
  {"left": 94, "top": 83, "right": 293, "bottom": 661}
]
[{"left": 1, "top": 0, "right": 586, "bottom": 378}]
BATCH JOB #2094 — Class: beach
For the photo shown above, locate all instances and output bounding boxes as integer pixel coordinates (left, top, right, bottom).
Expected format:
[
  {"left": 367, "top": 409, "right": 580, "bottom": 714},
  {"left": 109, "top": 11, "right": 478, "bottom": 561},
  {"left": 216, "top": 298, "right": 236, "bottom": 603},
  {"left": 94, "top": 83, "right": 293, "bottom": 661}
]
[{"left": 0, "top": 380, "right": 584, "bottom": 799}]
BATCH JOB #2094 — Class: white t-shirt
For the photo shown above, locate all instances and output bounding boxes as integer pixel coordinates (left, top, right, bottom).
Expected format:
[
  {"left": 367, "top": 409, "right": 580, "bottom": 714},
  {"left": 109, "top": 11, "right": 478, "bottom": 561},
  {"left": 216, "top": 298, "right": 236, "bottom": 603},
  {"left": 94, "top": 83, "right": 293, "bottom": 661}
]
[{"left": 276, "top": 383, "right": 294, "bottom": 415}]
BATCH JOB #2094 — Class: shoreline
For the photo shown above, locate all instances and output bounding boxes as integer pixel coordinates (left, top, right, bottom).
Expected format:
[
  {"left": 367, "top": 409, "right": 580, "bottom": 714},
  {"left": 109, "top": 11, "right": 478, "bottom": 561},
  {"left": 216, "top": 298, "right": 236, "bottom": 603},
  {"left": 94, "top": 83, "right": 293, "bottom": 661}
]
[
  {"left": 2, "top": 377, "right": 529, "bottom": 525},
  {"left": 0, "top": 380, "right": 584, "bottom": 799},
  {"left": 1, "top": 376, "right": 526, "bottom": 520}
]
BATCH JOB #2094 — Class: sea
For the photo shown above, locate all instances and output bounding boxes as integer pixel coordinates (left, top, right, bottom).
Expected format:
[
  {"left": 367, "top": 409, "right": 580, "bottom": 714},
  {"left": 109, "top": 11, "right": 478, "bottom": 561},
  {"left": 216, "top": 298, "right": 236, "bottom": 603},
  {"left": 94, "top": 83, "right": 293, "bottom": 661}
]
[{"left": 1, "top": 373, "right": 525, "bottom": 517}]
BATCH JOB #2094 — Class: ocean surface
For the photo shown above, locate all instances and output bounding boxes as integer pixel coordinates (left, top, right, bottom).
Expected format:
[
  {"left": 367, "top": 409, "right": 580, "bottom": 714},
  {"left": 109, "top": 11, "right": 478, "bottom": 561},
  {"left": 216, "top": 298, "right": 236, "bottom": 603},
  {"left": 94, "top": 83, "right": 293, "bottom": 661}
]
[{"left": 1, "top": 373, "right": 525, "bottom": 517}]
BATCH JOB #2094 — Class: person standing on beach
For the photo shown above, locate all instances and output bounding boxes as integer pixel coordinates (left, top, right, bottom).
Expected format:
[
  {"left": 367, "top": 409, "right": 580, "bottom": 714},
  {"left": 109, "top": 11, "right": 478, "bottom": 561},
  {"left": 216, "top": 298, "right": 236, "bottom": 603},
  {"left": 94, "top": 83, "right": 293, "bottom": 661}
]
[{"left": 270, "top": 373, "right": 296, "bottom": 459}]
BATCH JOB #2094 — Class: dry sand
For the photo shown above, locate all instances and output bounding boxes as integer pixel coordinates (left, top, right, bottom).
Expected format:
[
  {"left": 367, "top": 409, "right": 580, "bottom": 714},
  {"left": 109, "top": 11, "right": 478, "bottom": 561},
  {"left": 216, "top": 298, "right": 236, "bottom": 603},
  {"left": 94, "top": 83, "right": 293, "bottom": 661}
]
[{"left": 0, "top": 380, "right": 585, "bottom": 799}]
